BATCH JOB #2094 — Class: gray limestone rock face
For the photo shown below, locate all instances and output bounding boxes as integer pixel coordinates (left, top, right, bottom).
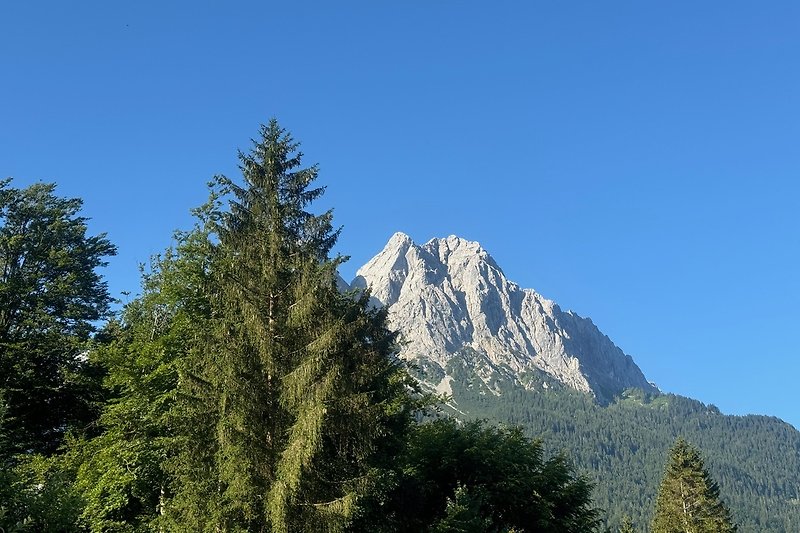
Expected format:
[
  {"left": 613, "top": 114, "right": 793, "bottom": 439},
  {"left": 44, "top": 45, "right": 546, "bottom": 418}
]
[{"left": 352, "top": 232, "right": 657, "bottom": 404}]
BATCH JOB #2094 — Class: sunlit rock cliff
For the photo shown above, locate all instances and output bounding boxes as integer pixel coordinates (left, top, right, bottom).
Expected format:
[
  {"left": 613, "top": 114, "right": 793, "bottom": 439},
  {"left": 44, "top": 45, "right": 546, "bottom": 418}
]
[{"left": 351, "top": 232, "right": 657, "bottom": 404}]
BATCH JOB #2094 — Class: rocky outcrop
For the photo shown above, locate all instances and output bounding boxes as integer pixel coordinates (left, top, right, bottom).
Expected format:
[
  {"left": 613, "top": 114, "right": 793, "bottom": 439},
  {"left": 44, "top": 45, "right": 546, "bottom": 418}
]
[{"left": 352, "top": 232, "right": 656, "bottom": 404}]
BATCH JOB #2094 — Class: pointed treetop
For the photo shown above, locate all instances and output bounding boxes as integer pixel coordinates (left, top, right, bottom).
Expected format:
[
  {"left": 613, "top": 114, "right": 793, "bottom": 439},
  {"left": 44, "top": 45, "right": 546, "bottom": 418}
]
[{"left": 651, "top": 437, "right": 737, "bottom": 533}]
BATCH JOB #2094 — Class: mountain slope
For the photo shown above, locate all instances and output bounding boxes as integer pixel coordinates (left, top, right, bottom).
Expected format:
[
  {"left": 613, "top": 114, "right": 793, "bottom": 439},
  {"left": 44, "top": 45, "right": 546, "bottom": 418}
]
[
  {"left": 351, "top": 232, "right": 800, "bottom": 532},
  {"left": 447, "top": 368, "right": 800, "bottom": 532},
  {"left": 352, "top": 232, "right": 655, "bottom": 404}
]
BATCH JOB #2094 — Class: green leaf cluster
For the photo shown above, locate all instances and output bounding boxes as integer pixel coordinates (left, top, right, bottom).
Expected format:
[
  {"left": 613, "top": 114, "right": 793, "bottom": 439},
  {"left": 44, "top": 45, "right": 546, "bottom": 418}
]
[
  {"left": 0, "top": 180, "right": 116, "bottom": 530},
  {"left": 353, "top": 418, "right": 601, "bottom": 532},
  {"left": 0, "top": 180, "right": 116, "bottom": 456},
  {"left": 71, "top": 224, "right": 215, "bottom": 531}
]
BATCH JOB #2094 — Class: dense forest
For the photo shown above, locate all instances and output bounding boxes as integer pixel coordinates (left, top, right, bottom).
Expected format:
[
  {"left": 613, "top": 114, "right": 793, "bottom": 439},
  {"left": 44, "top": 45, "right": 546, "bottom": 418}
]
[
  {"left": 436, "top": 348, "right": 800, "bottom": 531},
  {"left": 0, "top": 120, "right": 790, "bottom": 532}
]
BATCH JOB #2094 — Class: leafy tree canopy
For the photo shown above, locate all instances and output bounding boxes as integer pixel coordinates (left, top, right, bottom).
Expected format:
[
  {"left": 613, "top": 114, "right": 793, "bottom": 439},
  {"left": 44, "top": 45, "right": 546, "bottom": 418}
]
[
  {"left": 353, "top": 418, "right": 602, "bottom": 532},
  {"left": 0, "top": 179, "right": 115, "bottom": 456}
]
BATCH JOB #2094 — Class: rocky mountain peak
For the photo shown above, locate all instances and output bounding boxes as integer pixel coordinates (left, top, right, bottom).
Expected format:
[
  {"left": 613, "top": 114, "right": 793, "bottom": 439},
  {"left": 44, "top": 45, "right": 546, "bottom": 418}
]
[
  {"left": 353, "top": 233, "right": 657, "bottom": 404},
  {"left": 423, "top": 235, "right": 503, "bottom": 275},
  {"left": 387, "top": 230, "right": 414, "bottom": 249}
]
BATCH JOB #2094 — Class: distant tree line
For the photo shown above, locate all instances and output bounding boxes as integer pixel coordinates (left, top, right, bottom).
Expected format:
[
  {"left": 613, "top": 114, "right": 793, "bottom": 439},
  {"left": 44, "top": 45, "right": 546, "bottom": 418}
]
[{"left": 444, "top": 352, "right": 798, "bottom": 531}]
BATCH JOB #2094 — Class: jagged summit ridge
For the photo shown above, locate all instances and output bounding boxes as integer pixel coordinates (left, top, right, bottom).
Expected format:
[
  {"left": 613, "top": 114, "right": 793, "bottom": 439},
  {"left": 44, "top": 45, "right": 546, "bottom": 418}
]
[{"left": 352, "top": 232, "right": 656, "bottom": 403}]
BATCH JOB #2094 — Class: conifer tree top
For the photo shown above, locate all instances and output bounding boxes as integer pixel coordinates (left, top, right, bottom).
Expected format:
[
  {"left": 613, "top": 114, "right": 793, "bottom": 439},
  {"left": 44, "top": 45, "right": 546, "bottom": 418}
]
[
  {"left": 651, "top": 437, "right": 737, "bottom": 533},
  {"left": 215, "top": 119, "right": 339, "bottom": 262}
]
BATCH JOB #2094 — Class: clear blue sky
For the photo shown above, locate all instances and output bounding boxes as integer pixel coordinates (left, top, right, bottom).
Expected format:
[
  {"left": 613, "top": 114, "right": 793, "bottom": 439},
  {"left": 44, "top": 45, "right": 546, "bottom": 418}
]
[{"left": 3, "top": 2, "right": 799, "bottom": 429}]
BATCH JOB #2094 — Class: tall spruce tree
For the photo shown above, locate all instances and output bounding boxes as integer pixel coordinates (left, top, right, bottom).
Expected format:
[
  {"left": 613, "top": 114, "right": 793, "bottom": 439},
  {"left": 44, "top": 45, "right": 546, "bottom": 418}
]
[
  {"left": 651, "top": 438, "right": 737, "bottom": 533},
  {"left": 166, "top": 120, "right": 414, "bottom": 532}
]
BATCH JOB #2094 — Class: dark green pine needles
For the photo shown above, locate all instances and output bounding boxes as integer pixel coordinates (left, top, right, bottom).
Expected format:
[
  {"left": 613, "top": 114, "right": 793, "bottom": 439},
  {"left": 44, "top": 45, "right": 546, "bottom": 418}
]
[
  {"left": 651, "top": 438, "right": 737, "bottom": 533},
  {"left": 166, "top": 119, "right": 415, "bottom": 532}
]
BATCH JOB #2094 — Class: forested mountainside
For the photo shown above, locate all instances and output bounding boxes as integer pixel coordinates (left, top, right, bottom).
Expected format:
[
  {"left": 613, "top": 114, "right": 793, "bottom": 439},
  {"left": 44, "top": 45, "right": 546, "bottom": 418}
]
[
  {"left": 355, "top": 233, "right": 800, "bottom": 531},
  {"left": 423, "top": 351, "right": 800, "bottom": 532}
]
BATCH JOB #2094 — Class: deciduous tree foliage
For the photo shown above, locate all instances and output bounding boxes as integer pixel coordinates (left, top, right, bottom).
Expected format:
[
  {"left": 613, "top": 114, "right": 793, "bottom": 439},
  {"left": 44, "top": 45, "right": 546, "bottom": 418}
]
[
  {"left": 0, "top": 180, "right": 116, "bottom": 456},
  {"left": 651, "top": 438, "right": 736, "bottom": 533},
  {"left": 73, "top": 220, "right": 216, "bottom": 531},
  {"left": 0, "top": 180, "right": 115, "bottom": 528},
  {"left": 352, "top": 418, "right": 601, "bottom": 532}
]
